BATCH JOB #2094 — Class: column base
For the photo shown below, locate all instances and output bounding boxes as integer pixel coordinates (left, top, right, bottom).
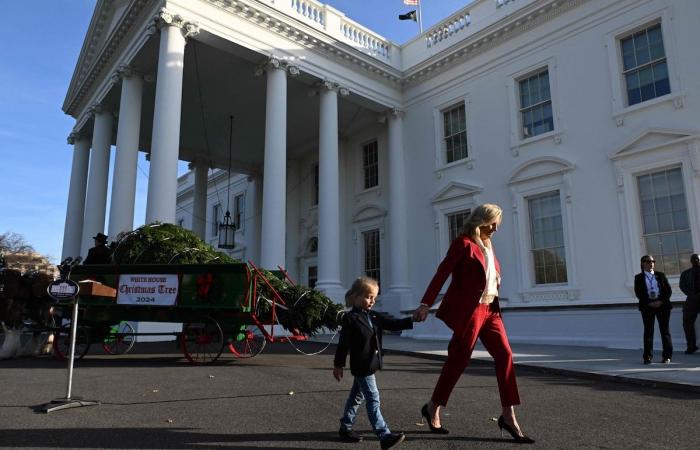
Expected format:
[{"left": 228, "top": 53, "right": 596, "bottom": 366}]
[
  {"left": 378, "top": 286, "right": 414, "bottom": 318},
  {"left": 314, "top": 281, "right": 346, "bottom": 305}
]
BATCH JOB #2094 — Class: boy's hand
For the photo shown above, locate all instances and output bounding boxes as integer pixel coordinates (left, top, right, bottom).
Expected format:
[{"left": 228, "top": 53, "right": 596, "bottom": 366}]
[{"left": 333, "top": 367, "right": 343, "bottom": 382}]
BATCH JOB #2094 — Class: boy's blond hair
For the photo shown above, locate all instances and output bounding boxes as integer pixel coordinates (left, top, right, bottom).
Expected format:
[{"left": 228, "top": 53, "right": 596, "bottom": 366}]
[{"left": 344, "top": 276, "right": 379, "bottom": 307}]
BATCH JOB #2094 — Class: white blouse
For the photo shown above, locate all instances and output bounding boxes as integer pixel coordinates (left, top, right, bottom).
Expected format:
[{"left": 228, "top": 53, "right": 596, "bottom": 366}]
[{"left": 477, "top": 241, "right": 500, "bottom": 304}]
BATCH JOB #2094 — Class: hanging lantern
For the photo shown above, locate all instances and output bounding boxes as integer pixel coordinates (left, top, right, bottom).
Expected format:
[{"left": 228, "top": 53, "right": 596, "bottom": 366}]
[
  {"left": 218, "top": 211, "right": 236, "bottom": 249},
  {"left": 218, "top": 115, "right": 236, "bottom": 250}
]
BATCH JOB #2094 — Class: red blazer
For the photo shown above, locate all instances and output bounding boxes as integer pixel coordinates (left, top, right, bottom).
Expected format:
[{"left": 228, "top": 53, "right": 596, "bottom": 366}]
[{"left": 420, "top": 236, "right": 501, "bottom": 333}]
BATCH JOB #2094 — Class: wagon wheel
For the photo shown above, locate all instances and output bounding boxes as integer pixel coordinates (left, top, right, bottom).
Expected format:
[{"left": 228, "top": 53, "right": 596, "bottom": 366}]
[
  {"left": 228, "top": 326, "right": 266, "bottom": 358},
  {"left": 53, "top": 321, "right": 90, "bottom": 361},
  {"left": 102, "top": 321, "right": 136, "bottom": 355},
  {"left": 181, "top": 317, "right": 224, "bottom": 365}
]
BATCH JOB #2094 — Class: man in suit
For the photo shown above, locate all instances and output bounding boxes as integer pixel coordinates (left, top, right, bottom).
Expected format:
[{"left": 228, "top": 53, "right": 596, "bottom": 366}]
[
  {"left": 83, "top": 233, "right": 112, "bottom": 265},
  {"left": 679, "top": 253, "right": 700, "bottom": 354},
  {"left": 634, "top": 255, "right": 673, "bottom": 364}
]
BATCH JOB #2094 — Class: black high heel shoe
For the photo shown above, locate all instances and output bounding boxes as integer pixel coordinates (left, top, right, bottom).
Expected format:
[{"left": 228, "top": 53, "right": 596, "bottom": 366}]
[
  {"left": 498, "top": 415, "right": 535, "bottom": 444},
  {"left": 421, "top": 404, "right": 449, "bottom": 434}
]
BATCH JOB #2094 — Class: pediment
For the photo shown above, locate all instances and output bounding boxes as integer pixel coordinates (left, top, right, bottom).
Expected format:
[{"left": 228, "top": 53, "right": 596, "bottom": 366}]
[
  {"left": 352, "top": 204, "right": 387, "bottom": 222},
  {"left": 508, "top": 157, "right": 574, "bottom": 184},
  {"left": 431, "top": 182, "right": 482, "bottom": 204},
  {"left": 610, "top": 128, "right": 698, "bottom": 160}
]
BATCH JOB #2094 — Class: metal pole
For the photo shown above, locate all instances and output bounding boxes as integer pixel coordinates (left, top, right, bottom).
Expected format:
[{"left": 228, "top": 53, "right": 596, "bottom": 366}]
[
  {"left": 65, "top": 297, "right": 80, "bottom": 399},
  {"left": 418, "top": 1, "right": 424, "bottom": 33}
]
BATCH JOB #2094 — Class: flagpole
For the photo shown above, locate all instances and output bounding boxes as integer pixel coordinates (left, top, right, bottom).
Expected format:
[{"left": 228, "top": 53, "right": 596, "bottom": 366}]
[{"left": 418, "top": 0, "right": 424, "bottom": 33}]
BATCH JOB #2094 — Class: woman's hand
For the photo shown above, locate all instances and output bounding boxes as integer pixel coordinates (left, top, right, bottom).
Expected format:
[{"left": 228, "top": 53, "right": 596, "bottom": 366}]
[
  {"left": 333, "top": 367, "right": 343, "bottom": 382},
  {"left": 413, "top": 304, "right": 430, "bottom": 322}
]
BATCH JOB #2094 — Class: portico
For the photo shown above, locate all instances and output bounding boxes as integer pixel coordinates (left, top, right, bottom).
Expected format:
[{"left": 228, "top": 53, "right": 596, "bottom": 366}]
[{"left": 61, "top": 1, "right": 407, "bottom": 304}]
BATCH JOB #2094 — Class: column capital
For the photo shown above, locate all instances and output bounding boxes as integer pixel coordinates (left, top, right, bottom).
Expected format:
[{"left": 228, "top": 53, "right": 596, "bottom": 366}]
[
  {"left": 147, "top": 8, "right": 200, "bottom": 39},
  {"left": 318, "top": 79, "right": 350, "bottom": 96},
  {"left": 67, "top": 131, "right": 82, "bottom": 145},
  {"left": 254, "top": 56, "right": 301, "bottom": 77},
  {"left": 388, "top": 107, "right": 404, "bottom": 118},
  {"left": 87, "top": 103, "right": 111, "bottom": 118}
]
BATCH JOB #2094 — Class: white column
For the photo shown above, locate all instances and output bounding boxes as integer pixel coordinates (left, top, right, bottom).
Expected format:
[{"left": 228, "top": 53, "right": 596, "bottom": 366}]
[
  {"left": 81, "top": 108, "right": 113, "bottom": 256},
  {"left": 247, "top": 174, "right": 263, "bottom": 265},
  {"left": 315, "top": 81, "right": 345, "bottom": 302},
  {"left": 260, "top": 59, "right": 287, "bottom": 269},
  {"left": 108, "top": 67, "right": 143, "bottom": 238},
  {"left": 61, "top": 133, "right": 91, "bottom": 260},
  {"left": 191, "top": 159, "right": 208, "bottom": 239},
  {"left": 385, "top": 109, "right": 413, "bottom": 316},
  {"left": 145, "top": 11, "right": 198, "bottom": 224}
]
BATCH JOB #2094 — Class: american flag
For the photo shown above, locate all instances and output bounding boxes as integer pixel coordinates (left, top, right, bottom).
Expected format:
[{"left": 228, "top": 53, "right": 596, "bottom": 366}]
[{"left": 404, "top": 0, "right": 420, "bottom": 5}]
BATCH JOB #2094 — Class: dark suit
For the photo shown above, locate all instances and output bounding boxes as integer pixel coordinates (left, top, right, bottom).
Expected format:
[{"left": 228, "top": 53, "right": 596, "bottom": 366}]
[
  {"left": 679, "top": 267, "right": 699, "bottom": 351},
  {"left": 334, "top": 307, "right": 413, "bottom": 377},
  {"left": 634, "top": 270, "right": 673, "bottom": 361},
  {"left": 83, "top": 244, "right": 112, "bottom": 265}
]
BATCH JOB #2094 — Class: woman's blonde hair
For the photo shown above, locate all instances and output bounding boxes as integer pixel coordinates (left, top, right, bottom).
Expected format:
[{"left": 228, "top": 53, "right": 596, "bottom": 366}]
[
  {"left": 345, "top": 276, "right": 379, "bottom": 307},
  {"left": 460, "top": 203, "right": 503, "bottom": 240}
]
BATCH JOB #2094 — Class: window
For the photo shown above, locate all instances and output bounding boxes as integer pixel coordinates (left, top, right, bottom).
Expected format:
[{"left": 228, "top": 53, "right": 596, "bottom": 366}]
[
  {"left": 211, "top": 203, "right": 221, "bottom": 236},
  {"left": 447, "top": 209, "right": 471, "bottom": 242},
  {"left": 442, "top": 103, "right": 468, "bottom": 163},
  {"left": 308, "top": 237, "right": 318, "bottom": 254},
  {"left": 363, "top": 229, "right": 381, "bottom": 287},
  {"left": 233, "top": 194, "right": 245, "bottom": 230},
  {"left": 621, "top": 23, "right": 670, "bottom": 106},
  {"left": 307, "top": 265, "right": 318, "bottom": 289},
  {"left": 312, "top": 163, "right": 319, "bottom": 206},
  {"left": 528, "top": 192, "right": 567, "bottom": 284},
  {"left": 362, "top": 140, "right": 379, "bottom": 189},
  {"left": 637, "top": 167, "right": 692, "bottom": 275},
  {"left": 519, "top": 69, "right": 553, "bottom": 138}
]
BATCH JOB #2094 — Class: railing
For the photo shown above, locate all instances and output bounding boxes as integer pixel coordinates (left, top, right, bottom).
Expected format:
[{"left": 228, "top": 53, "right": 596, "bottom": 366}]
[
  {"left": 289, "top": 0, "right": 325, "bottom": 27},
  {"left": 340, "top": 20, "right": 391, "bottom": 60},
  {"left": 425, "top": 12, "right": 471, "bottom": 48}
]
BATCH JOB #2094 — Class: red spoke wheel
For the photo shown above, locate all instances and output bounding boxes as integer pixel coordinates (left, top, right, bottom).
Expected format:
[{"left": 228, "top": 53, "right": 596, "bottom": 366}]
[
  {"left": 228, "top": 326, "right": 266, "bottom": 358},
  {"left": 181, "top": 317, "right": 224, "bottom": 365},
  {"left": 102, "top": 321, "right": 136, "bottom": 355},
  {"left": 53, "top": 323, "right": 90, "bottom": 361}
]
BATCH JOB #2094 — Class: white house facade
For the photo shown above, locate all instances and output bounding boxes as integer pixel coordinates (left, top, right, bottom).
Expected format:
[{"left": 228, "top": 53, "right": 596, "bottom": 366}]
[{"left": 63, "top": 0, "right": 700, "bottom": 349}]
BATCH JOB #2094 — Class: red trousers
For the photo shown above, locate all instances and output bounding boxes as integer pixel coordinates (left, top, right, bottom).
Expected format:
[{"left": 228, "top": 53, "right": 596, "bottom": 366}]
[{"left": 431, "top": 303, "right": 520, "bottom": 407}]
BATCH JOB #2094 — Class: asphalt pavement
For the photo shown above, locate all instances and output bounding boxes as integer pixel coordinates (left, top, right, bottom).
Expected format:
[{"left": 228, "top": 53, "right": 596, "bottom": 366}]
[{"left": 1, "top": 338, "right": 699, "bottom": 449}]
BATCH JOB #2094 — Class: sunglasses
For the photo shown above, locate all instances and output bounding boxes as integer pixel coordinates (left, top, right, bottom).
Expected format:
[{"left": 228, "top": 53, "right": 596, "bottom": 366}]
[{"left": 642, "top": 259, "right": 655, "bottom": 263}]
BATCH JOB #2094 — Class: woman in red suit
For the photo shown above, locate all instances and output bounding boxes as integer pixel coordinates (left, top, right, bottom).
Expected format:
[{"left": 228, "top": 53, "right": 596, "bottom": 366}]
[{"left": 412, "top": 203, "right": 533, "bottom": 443}]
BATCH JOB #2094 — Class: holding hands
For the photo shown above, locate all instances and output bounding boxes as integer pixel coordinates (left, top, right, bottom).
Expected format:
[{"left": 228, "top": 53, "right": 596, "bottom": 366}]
[{"left": 412, "top": 304, "right": 430, "bottom": 322}]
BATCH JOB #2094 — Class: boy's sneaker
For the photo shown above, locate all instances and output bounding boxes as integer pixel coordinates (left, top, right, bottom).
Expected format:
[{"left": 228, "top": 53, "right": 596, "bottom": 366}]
[
  {"left": 380, "top": 432, "right": 405, "bottom": 449},
  {"left": 339, "top": 428, "right": 363, "bottom": 442}
]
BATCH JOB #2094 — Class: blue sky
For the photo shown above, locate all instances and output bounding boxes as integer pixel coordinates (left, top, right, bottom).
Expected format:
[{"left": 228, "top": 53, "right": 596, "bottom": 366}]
[{"left": 0, "top": 0, "right": 470, "bottom": 263}]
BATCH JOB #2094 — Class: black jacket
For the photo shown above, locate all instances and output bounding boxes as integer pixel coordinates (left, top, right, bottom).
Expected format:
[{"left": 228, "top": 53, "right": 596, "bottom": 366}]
[
  {"left": 634, "top": 271, "right": 672, "bottom": 311},
  {"left": 83, "top": 244, "right": 112, "bottom": 265},
  {"left": 334, "top": 307, "right": 413, "bottom": 377}
]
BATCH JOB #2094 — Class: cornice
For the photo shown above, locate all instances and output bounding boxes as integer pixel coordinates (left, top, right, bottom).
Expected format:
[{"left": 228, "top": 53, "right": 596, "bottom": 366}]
[
  {"left": 203, "top": 0, "right": 403, "bottom": 85},
  {"left": 403, "top": 0, "right": 592, "bottom": 86},
  {"left": 63, "top": 0, "right": 152, "bottom": 117}
]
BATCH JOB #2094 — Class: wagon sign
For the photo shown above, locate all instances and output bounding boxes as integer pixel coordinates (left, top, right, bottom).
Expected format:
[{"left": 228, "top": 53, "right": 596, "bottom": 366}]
[
  {"left": 47, "top": 279, "right": 80, "bottom": 302},
  {"left": 116, "top": 274, "right": 179, "bottom": 306}
]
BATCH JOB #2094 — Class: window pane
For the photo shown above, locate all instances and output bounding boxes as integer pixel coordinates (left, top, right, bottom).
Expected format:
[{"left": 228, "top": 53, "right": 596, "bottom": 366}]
[
  {"left": 638, "top": 66, "right": 655, "bottom": 101},
  {"left": 634, "top": 30, "right": 651, "bottom": 66},
  {"left": 529, "top": 191, "right": 566, "bottom": 284},
  {"left": 638, "top": 168, "right": 691, "bottom": 275},
  {"left": 653, "top": 61, "right": 670, "bottom": 97},
  {"left": 621, "top": 37, "right": 636, "bottom": 70},
  {"left": 647, "top": 25, "right": 665, "bottom": 60}
]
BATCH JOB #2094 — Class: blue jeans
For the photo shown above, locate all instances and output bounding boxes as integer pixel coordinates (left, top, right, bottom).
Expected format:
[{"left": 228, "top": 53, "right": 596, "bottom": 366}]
[{"left": 339, "top": 374, "right": 391, "bottom": 438}]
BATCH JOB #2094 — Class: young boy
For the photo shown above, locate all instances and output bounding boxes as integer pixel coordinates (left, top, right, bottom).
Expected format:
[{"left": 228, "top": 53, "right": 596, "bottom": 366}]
[{"left": 333, "top": 277, "right": 413, "bottom": 449}]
